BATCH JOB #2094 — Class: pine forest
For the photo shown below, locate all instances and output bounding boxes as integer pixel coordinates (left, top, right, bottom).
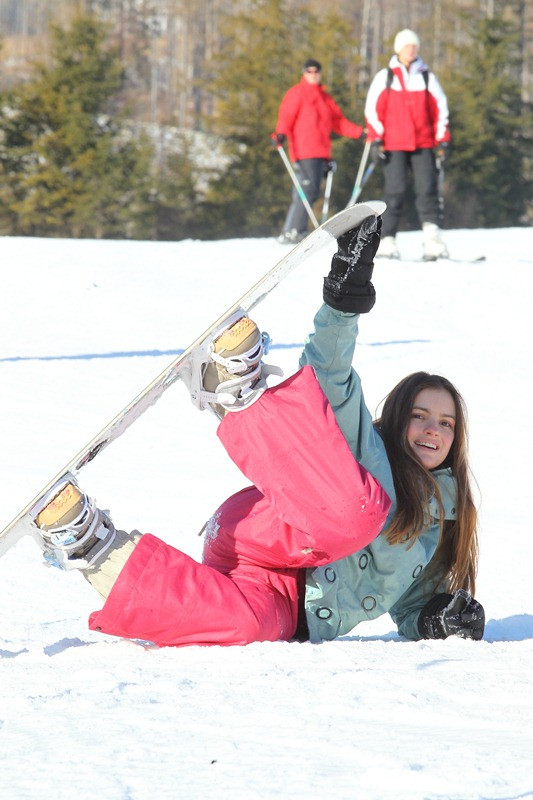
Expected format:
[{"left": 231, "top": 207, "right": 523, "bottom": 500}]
[{"left": 0, "top": 0, "right": 531, "bottom": 239}]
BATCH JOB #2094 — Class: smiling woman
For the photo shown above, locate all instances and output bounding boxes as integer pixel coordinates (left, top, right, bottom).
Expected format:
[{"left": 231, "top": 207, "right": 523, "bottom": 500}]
[
  {"left": 24, "top": 210, "right": 485, "bottom": 649},
  {"left": 299, "top": 219, "right": 484, "bottom": 643},
  {"left": 407, "top": 386, "right": 456, "bottom": 469}
]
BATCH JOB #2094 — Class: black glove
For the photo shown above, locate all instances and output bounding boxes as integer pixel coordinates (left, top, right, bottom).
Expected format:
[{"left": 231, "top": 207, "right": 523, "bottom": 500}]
[
  {"left": 323, "top": 214, "right": 382, "bottom": 314},
  {"left": 370, "top": 140, "right": 387, "bottom": 165},
  {"left": 435, "top": 141, "right": 449, "bottom": 164},
  {"left": 418, "top": 589, "right": 485, "bottom": 641},
  {"left": 271, "top": 132, "right": 285, "bottom": 147}
]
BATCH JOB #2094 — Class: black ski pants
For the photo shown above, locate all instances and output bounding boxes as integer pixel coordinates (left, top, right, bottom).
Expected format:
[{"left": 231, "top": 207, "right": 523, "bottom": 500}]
[
  {"left": 382, "top": 148, "right": 440, "bottom": 238},
  {"left": 281, "top": 157, "right": 326, "bottom": 235}
]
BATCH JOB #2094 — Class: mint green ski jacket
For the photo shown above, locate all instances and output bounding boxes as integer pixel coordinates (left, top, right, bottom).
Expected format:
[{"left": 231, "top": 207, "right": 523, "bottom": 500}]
[{"left": 299, "top": 304, "right": 455, "bottom": 642}]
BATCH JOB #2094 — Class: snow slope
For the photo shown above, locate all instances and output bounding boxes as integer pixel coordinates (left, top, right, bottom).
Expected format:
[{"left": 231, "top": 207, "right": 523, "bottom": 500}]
[{"left": 1, "top": 224, "right": 532, "bottom": 800}]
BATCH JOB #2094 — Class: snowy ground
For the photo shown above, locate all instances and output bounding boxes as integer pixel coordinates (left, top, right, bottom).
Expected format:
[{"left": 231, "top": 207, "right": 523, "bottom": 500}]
[{"left": 0, "top": 223, "right": 532, "bottom": 800}]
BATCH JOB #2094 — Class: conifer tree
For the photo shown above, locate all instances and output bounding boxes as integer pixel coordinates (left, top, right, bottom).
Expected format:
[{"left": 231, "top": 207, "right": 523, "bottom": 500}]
[
  {"left": 443, "top": 15, "right": 532, "bottom": 227},
  {"left": 0, "top": 13, "right": 154, "bottom": 238},
  {"left": 152, "top": 133, "right": 207, "bottom": 240}
]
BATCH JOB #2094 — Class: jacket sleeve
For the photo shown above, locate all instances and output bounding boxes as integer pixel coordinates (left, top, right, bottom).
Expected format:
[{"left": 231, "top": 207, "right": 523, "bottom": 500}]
[
  {"left": 298, "top": 305, "right": 364, "bottom": 447},
  {"left": 427, "top": 71, "right": 450, "bottom": 143},
  {"left": 364, "top": 69, "right": 388, "bottom": 140},
  {"left": 389, "top": 556, "right": 451, "bottom": 639},
  {"left": 298, "top": 304, "right": 395, "bottom": 500},
  {"left": 275, "top": 86, "right": 300, "bottom": 136},
  {"left": 327, "top": 95, "right": 363, "bottom": 140}
]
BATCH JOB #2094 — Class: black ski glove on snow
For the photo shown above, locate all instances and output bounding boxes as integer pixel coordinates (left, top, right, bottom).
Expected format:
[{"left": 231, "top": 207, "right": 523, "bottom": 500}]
[
  {"left": 418, "top": 589, "right": 485, "bottom": 641},
  {"left": 323, "top": 214, "right": 382, "bottom": 314}
]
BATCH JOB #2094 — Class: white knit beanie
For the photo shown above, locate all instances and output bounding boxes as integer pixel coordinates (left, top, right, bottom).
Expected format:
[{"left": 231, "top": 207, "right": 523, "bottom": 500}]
[{"left": 394, "top": 29, "right": 420, "bottom": 53}]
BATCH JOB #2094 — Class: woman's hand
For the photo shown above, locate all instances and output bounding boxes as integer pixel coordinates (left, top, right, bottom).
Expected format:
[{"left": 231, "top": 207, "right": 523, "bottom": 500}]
[
  {"left": 418, "top": 589, "right": 485, "bottom": 640},
  {"left": 323, "top": 214, "right": 382, "bottom": 314}
]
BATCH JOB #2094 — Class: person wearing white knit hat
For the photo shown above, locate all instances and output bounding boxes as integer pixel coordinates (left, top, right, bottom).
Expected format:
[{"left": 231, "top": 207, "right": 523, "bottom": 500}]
[
  {"left": 394, "top": 28, "right": 420, "bottom": 54},
  {"left": 364, "top": 29, "right": 450, "bottom": 260}
]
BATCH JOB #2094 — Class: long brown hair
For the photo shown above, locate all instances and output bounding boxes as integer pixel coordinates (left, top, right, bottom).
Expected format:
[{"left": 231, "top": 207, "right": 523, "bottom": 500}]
[{"left": 375, "top": 372, "right": 478, "bottom": 594}]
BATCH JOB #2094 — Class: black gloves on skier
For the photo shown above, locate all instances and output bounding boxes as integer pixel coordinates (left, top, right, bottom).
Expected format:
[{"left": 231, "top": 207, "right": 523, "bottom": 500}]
[
  {"left": 271, "top": 132, "right": 285, "bottom": 147},
  {"left": 370, "top": 140, "right": 387, "bottom": 164},
  {"left": 435, "top": 141, "right": 449, "bottom": 164},
  {"left": 323, "top": 214, "right": 382, "bottom": 314},
  {"left": 418, "top": 589, "right": 485, "bottom": 641}
]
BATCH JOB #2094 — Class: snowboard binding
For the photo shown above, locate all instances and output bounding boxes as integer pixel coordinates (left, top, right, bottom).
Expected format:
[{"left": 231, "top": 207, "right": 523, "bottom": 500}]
[
  {"left": 32, "top": 475, "right": 116, "bottom": 570},
  {"left": 186, "top": 310, "right": 282, "bottom": 419}
]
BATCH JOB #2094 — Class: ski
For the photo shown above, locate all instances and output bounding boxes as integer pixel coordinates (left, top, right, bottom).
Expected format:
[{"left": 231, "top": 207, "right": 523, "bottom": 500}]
[
  {"left": 0, "top": 201, "right": 385, "bottom": 558},
  {"left": 380, "top": 255, "right": 486, "bottom": 264},
  {"left": 421, "top": 255, "right": 486, "bottom": 264}
]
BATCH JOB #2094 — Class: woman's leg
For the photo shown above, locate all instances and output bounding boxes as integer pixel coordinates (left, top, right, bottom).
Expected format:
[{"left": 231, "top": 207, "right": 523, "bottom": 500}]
[
  {"left": 217, "top": 367, "right": 390, "bottom": 564},
  {"left": 83, "top": 528, "right": 142, "bottom": 600},
  {"left": 88, "top": 533, "right": 300, "bottom": 647}
]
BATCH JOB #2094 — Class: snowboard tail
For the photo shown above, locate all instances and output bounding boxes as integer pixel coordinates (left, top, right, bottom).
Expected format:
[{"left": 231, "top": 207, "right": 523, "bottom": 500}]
[{"left": 0, "top": 201, "right": 385, "bottom": 557}]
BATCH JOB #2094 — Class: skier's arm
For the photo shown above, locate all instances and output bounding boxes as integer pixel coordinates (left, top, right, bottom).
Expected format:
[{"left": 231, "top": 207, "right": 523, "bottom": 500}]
[
  {"left": 275, "top": 86, "right": 300, "bottom": 137},
  {"left": 388, "top": 568, "right": 449, "bottom": 640},
  {"left": 427, "top": 72, "right": 450, "bottom": 144},
  {"left": 327, "top": 96, "right": 363, "bottom": 140},
  {"left": 299, "top": 215, "right": 381, "bottom": 456},
  {"left": 391, "top": 576, "right": 486, "bottom": 641},
  {"left": 299, "top": 304, "right": 363, "bottom": 424},
  {"left": 364, "top": 69, "right": 388, "bottom": 140}
]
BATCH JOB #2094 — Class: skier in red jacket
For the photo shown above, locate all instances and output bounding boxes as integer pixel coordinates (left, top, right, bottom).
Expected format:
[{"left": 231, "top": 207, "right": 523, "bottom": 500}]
[
  {"left": 274, "top": 59, "right": 364, "bottom": 244},
  {"left": 365, "top": 29, "right": 451, "bottom": 260}
]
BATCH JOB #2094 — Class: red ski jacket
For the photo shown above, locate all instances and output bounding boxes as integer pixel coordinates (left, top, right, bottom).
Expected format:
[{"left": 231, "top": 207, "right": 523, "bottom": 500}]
[
  {"left": 365, "top": 56, "right": 450, "bottom": 151},
  {"left": 276, "top": 77, "right": 363, "bottom": 162}
]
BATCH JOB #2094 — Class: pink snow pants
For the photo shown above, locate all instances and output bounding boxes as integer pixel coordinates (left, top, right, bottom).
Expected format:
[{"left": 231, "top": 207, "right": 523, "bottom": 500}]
[{"left": 89, "top": 367, "right": 390, "bottom": 647}]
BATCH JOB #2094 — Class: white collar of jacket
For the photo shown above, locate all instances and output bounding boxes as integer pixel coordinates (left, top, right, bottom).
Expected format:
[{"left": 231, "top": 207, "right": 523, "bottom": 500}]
[
  {"left": 388, "top": 54, "right": 429, "bottom": 75},
  {"left": 428, "top": 468, "right": 457, "bottom": 521}
]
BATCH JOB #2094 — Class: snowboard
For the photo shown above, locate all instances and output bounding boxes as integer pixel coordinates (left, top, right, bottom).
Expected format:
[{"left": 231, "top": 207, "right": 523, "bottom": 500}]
[{"left": 0, "top": 200, "right": 385, "bottom": 558}]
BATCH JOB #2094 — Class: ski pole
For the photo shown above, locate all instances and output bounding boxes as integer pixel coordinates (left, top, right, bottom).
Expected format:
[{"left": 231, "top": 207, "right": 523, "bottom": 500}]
[
  {"left": 350, "top": 162, "right": 375, "bottom": 206},
  {"left": 274, "top": 144, "right": 319, "bottom": 229},
  {"left": 436, "top": 156, "right": 445, "bottom": 224},
  {"left": 346, "top": 139, "right": 371, "bottom": 207},
  {"left": 321, "top": 160, "right": 337, "bottom": 224}
]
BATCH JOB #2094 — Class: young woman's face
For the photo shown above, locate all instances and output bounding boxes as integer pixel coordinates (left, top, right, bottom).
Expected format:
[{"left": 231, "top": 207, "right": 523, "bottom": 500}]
[{"left": 406, "top": 387, "right": 456, "bottom": 470}]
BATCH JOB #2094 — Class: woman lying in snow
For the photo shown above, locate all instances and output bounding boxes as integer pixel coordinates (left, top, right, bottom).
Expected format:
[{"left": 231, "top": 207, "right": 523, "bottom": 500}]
[{"left": 33, "top": 212, "right": 484, "bottom": 646}]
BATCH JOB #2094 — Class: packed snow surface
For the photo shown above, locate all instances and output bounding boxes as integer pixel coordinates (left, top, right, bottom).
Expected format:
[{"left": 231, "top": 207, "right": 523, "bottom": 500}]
[{"left": 1, "top": 224, "right": 532, "bottom": 799}]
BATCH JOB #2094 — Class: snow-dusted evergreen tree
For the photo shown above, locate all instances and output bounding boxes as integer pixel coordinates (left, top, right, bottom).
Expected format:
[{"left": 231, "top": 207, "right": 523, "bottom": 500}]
[
  {"left": 0, "top": 13, "right": 154, "bottom": 238},
  {"left": 442, "top": 13, "right": 532, "bottom": 227}
]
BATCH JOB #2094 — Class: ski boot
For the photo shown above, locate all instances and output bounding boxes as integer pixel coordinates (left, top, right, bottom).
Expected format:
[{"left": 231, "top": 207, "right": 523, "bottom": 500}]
[
  {"left": 187, "top": 310, "right": 282, "bottom": 419},
  {"left": 422, "top": 222, "right": 449, "bottom": 260},
  {"left": 277, "top": 228, "right": 307, "bottom": 245},
  {"left": 32, "top": 475, "right": 116, "bottom": 570},
  {"left": 376, "top": 235, "right": 400, "bottom": 259}
]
